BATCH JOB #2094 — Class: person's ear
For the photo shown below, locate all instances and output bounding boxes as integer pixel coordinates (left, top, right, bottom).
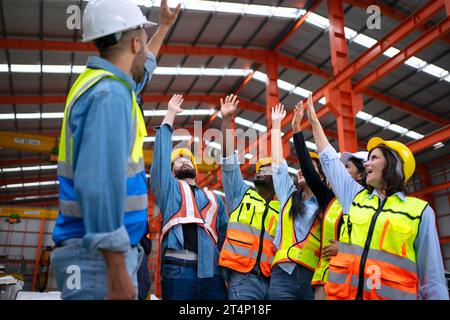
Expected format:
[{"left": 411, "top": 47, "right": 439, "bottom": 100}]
[{"left": 131, "top": 36, "right": 140, "bottom": 54}]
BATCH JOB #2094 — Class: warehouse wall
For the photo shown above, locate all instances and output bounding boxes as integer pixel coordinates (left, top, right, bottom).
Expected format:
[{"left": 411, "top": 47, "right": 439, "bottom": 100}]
[{"left": 0, "top": 217, "right": 57, "bottom": 291}]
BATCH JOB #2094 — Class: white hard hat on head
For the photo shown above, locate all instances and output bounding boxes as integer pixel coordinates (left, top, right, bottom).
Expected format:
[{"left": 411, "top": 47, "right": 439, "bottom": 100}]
[
  {"left": 340, "top": 151, "right": 368, "bottom": 165},
  {"left": 82, "top": 0, "right": 157, "bottom": 43}
]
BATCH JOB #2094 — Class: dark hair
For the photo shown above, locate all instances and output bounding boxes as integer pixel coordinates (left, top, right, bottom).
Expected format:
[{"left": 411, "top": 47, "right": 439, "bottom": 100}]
[
  {"left": 289, "top": 188, "right": 305, "bottom": 218},
  {"left": 348, "top": 157, "right": 367, "bottom": 188},
  {"left": 367, "top": 147, "right": 407, "bottom": 196},
  {"left": 311, "top": 158, "right": 326, "bottom": 183}
]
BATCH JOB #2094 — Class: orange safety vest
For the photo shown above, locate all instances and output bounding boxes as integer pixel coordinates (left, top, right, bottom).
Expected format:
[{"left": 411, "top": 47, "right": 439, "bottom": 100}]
[
  {"left": 325, "top": 189, "right": 427, "bottom": 300},
  {"left": 161, "top": 180, "right": 219, "bottom": 243},
  {"left": 219, "top": 188, "right": 279, "bottom": 277}
]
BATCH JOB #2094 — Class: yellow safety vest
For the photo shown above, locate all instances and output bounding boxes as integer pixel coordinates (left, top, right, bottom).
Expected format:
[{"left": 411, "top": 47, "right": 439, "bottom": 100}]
[
  {"left": 272, "top": 195, "right": 322, "bottom": 271},
  {"left": 219, "top": 188, "right": 279, "bottom": 277},
  {"left": 325, "top": 189, "right": 427, "bottom": 300},
  {"left": 53, "top": 68, "right": 148, "bottom": 246},
  {"left": 311, "top": 197, "right": 343, "bottom": 287}
]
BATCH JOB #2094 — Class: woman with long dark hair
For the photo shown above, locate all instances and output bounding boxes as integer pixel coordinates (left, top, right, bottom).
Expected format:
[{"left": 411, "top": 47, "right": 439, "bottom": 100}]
[
  {"left": 268, "top": 103, "right": 321, "bottom": 300},
  {"left": 290, "top": 99, "right": 367, "bottom": 300},
  {"left": 305, "top": 94, "right": 448, "bottom": 300}
]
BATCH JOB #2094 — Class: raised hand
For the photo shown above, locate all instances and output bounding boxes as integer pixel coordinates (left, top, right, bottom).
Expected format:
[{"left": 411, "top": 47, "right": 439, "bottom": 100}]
[
  {"left": 159, "top": 0, "right": 181, "bottom": 27},
  {"left": 271, "top": 103, "right": 286, "bottom": 129},
  {"left": 220, "top": 94, "right": 239, "bottom": 119},
  {"left": 305, "top": 93, "right": 319, "bottom": 124},
  {"left": 292, "top": 100, "right": 305, "bottom": 133},
  {"left": 168, "top": 94, "right": 184, "bottom": 114}
]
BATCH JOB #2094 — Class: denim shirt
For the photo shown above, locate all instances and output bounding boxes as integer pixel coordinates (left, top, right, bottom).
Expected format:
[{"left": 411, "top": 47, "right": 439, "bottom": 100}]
[
  {"left": 319, "top": 143, "right": 449, "bottom": 300},
  {"left": 61, "top": 53, "right": 156, "bottom": 253},
  {"left": 272, "top": 160, "right": 319, "bottom": 275},
  {"left": 150, "top": 124, "right": 229, "bottom": 278}
]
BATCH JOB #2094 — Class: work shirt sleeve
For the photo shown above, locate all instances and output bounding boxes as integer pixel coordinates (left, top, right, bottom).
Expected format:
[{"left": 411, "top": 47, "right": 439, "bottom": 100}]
[
  {"left": 75, "top": 91, "right": 131, "bottom": 253},
  {"left": 319, "top": 144, "right": 364, "bottom": 214},
  {"left": 215, "top": 195, "right": 230, "bottom": 252},
  {"left": 271, "top": 160, "right": 296, "bottom": 210},
  {"left": 150, "top": 123, "right": 178, "bottom": 215},
  {"left": 415, "top": 205, "right": 450, "bottom": 300},
  {"left": 135, "top": 52, "right": 157, "bottom": 94},
  {"left": 221, "top": 153, "right": 250, "bottom": 213}
]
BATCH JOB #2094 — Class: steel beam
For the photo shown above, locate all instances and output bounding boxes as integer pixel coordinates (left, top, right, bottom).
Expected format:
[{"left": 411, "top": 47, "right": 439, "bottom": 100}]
[
  {"left": 1, "top": 38, "right": 444, "bottom": 125},
  {"left": 407, "top": 125, "right": 450, "bottom": 153},
  {"left": 354, "top": 16, "right": 450, "bottom": 92},
  {"left": 410, "top": 181, "right": 450, "bottom": 196},
  {"left": 345, "top": 0, "right": 450, "bottom": 44}
]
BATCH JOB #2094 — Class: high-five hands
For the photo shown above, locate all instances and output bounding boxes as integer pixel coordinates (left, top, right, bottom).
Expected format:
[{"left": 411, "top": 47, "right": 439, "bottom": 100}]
[
  {"left": 292, "top": 100, "right": 305, "bottom": 134},
  {"left": 305, "top": 93, "right": 319, "bottom": 125}
]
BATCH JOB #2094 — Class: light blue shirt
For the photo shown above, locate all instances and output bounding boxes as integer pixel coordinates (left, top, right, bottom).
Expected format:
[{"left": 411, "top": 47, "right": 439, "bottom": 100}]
[
  {"left": 64, "top": 53, "right": 156, "bottom": 253},
  {"left": 150, "top": 124, "right": 229, "bottom": 278},
  {"left": 272, "top": 160, "right": 319, "bottom": 275},
  {"left": 221, "top": 153, "right": 252, "bottom": 213},
  {"left": 319, "top": 143, "right": 449, "bottom": 300}
]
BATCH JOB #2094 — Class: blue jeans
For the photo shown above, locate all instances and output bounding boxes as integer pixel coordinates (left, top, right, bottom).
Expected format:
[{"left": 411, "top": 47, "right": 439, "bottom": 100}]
[
  {"left": 51, "top": 239, "right": 143, "bottom": 300},
  {"left": 161, "top": 258, "right": 227, "bottom": 300},
  {"left": 228, "top": 271, "right": 270, "bottom": 300},
  {"left": 269, "top": 264, "right": 314, "bottom": 300}
]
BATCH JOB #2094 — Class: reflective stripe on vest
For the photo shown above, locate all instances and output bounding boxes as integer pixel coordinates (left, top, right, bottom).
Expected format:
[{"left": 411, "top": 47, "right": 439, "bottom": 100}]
[
  {"left": 312, "top": 197, "right": 343, "bottom": 286},
  {"left": 53, "top": 68, "right": 148, "bottom": 245},
  {"left": 272, "top": 195, "right": 322, "bottom": 271},
  {"left": 161, "top": 180, "right": 219, "bottom": 243},
  {"left": 325, "top": 190, "right": 427, "bottom": 300},
  {"left": 219, "top": 188, "right": 279, "bottom": 277}
]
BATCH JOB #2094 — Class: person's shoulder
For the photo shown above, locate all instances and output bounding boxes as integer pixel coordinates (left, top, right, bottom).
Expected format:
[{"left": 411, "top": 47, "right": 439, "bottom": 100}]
[{"left": 91, "top": 77, "right": 131, "bottom": 99}]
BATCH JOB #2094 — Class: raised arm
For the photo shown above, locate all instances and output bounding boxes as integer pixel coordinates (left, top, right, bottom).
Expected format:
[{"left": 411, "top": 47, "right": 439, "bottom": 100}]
[
  {"left": 306, "top": 94, "right": 363, "bottom": 213},
  {"left": 219, "top": 94, "right": 248, "bottom": 212},
  {"left": 147, "top": 0, "right": 181, "bottom": 57},
  {"left": 292, "top": 101, "right": 333, "bottom": 211},
  {"left": 271, "top": 104, "right": 295, "bottom": 208},
  {"left": 270, "top": 103, "right": 286, "bottom": 166},
  {"left": 150, "top": 94, "right": 184, "bottom": 208},
  {"left": 305, "top": 94, "right": 329, "bottom": 153},
  {"left": 220, "top": 94, "right": 239, "bottom": 158}
]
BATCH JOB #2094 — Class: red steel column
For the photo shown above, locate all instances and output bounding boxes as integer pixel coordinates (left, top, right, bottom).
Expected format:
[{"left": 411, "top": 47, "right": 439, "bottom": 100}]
[
  {"left": 265, "top": 56, "right": 280, "bottom": 157},
  {"left": 327, "top": 0, "right": 362, "bottom": 153}
]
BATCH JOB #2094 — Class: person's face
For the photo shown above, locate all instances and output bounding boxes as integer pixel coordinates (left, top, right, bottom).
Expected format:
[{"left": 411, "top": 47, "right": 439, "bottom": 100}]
[
  {"left": 254, "top": 165, "right": 273, "bottom": 188},
  {"left": 130, "top": 29, "right": 149, "bottom": 83},
  {"left": 345, "top": 159, "right": 363, "bottom": 181},
  {"left": 364, "top": 148, "right": 386, "bottom": 188},
  {"left": 172, "top": 156, "right": 196, "bottom": 179}
]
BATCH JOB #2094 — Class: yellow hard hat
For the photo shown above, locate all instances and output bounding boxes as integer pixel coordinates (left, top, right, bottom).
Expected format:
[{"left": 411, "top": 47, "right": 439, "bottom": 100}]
[
  {"left": 256, "top": 157, "right": 272, "bottom": 173},
  {"left": 367, "top": 137, "right": 415, "bottom": 183},
  {"left": 171, "top": 148, "right": 197, "bottom": 173},
  {"left": 309, "top": 152, "right": 320, "bottom": 161}
]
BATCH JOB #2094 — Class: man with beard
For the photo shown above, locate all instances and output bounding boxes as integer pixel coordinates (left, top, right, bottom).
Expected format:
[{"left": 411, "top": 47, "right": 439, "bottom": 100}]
[
  {"left": 150, "top": 94, "right": 229, "bottom": 300},
  {"left": 218, "top": 95, "right": 280, "bottom": 300},
  {"left": 51, "top": 0, "right": 180, "bottom": 300}
]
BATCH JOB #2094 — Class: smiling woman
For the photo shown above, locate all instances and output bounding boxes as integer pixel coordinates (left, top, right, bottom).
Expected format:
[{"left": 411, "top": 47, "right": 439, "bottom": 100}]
[{"left": 306, "top": 94, "right": 449, "bottom": 300}]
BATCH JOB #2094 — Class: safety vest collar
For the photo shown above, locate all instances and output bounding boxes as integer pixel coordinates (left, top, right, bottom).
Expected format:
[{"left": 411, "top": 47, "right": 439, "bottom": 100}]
[{"left": 161, "top": 180, "right": 219, "bottom": 243}]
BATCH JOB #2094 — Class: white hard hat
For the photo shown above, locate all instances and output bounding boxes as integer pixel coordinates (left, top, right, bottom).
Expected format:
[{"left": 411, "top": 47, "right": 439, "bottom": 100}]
[
  {"left": 82, "top": 0, "right": 157, "bottom": 43},
  {"left": 340, "top": 151, "right": 368, "bottom": 165}
]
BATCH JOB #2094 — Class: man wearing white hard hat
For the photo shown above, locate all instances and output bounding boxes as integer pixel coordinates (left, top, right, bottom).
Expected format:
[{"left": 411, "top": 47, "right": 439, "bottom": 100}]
[
  {"left": 339, "top": 151, "right": 368, "bottom": 187},
  {"left": 51, "top": 0, "right": 180, "bottom": 300}
]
